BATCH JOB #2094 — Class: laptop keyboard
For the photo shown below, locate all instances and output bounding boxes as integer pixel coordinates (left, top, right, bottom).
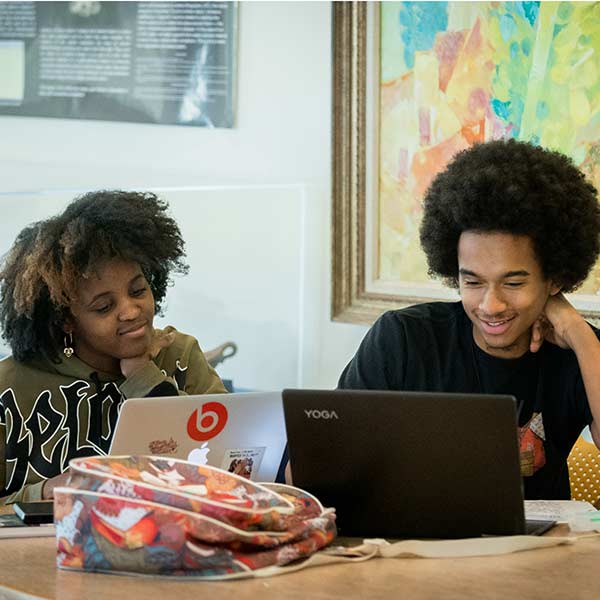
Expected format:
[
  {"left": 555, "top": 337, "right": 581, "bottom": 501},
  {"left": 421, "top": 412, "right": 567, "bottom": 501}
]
[{"left": 525, "top": 519, "right": 556, "bottom": 536}]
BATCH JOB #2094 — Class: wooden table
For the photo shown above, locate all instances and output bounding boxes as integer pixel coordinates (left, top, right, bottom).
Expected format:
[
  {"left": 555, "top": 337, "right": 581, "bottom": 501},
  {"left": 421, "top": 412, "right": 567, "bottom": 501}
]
[{"left": 1, "top": 507, "right": 600, "bottom": 600}]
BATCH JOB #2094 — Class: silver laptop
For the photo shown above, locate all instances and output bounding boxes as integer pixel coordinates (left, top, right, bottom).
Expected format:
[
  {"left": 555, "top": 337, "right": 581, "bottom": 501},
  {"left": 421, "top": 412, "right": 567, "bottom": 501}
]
[
  {"left": 110, "top": 392, "right": 286, "bottom": 482},
  {"left": 283, "top": 389, "right": 553, "bottom": 538}
]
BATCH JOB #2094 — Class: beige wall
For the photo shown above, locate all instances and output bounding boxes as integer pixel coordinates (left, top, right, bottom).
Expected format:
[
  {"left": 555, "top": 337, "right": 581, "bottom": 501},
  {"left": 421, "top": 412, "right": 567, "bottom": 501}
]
[{"left": 0, "top": 1, "right": 369, "bottom": 389}]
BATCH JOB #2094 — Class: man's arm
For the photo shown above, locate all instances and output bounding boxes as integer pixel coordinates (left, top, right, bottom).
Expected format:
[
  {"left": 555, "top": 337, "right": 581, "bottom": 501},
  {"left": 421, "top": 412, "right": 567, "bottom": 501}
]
[
  {"left": 563, "top": 322, "right": 600, "bottom": 448},
  {"left": 531, "top": 293, "right": 600, "bottom": 448}
]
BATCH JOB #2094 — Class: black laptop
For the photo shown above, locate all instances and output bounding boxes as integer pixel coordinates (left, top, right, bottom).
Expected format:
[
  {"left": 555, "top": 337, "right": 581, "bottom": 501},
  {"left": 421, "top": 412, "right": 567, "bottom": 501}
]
[{"left": 282, "top": 389, "right": 553, "bottom": 539}]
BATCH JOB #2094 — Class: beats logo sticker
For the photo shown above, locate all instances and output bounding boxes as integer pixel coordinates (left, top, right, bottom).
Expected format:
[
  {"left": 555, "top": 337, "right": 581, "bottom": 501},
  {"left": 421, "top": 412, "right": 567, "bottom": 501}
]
[{"left": 187, "top": 401, "right": 228, "bottom": 441}]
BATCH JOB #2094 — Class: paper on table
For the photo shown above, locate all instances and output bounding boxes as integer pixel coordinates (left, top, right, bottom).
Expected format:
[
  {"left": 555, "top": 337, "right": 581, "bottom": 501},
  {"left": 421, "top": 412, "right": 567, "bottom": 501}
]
[
  {"left": 0, "top": 514, "right": 55, "bottom": 539},
  {"left": 524, "top": 500, "right": 597, "bottom": 522}
]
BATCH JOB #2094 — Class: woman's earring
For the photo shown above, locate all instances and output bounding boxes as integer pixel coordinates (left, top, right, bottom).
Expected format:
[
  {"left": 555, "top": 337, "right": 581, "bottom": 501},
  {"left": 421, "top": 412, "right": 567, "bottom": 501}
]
[{"left": 64, "top": 332, "right": 74, "bottom": 358}]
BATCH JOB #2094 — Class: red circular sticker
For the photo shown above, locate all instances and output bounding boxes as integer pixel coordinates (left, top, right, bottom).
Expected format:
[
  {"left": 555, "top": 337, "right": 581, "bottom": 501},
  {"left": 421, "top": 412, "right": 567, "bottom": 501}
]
[{"left": 187, "top": 401, "right": 228, "bottom": 441}]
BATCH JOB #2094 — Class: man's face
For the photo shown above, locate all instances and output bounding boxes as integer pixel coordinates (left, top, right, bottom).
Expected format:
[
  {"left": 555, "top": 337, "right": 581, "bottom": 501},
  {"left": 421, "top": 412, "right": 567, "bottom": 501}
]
[
  {"left": 66, "top": 259, "right": 155, "bottom": 374},
  {"left": 458, "top": 231, "right": 559, "bottom": 358}
]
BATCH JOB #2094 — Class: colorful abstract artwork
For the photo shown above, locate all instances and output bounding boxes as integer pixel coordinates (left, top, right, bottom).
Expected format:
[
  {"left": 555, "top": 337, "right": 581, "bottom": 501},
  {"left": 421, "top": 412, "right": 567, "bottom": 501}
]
[{"left": 378, "top": 1, "right": 600, "bottom": 299}]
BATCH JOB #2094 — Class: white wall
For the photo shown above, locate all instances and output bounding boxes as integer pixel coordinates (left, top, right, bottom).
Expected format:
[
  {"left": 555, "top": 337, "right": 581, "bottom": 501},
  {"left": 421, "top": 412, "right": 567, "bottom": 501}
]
[{"left": 0, "top": 1, "right": 369, "bottom": 389}]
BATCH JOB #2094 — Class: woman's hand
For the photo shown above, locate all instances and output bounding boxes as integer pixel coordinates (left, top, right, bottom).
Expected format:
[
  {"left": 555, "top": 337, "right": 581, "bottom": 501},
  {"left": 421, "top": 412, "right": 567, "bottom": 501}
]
[
  {"left": 42, "top": 470, "right": 71, "bottom": 499},
  {"left": 120, "top": 329, "right": 176, "bottom": 377}
]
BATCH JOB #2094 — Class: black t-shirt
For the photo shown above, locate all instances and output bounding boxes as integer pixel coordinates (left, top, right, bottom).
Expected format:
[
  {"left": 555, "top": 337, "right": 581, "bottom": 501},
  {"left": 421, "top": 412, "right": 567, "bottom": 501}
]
[
  {"left": 471, "top": 342, "right": 540, "bottom": 425},
  {"left": 338, "top": 301, "right": 596, "bottom": 499}
]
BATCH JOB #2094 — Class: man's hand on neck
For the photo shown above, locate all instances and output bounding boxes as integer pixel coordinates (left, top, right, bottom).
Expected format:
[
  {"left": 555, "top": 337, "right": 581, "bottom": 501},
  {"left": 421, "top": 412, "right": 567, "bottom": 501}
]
[{"left": 529, "top": 293, "right": 585, "bottom": 353}]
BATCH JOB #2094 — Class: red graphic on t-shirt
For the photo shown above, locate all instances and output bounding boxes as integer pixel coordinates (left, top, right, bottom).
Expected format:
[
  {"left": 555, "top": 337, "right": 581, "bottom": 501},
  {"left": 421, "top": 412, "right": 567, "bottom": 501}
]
[
  {"left": 518, "top": 413, "right": 546, "bottom": 476},
  {"left": 187, "top": 402, "right": 228, "bottom": 441}
]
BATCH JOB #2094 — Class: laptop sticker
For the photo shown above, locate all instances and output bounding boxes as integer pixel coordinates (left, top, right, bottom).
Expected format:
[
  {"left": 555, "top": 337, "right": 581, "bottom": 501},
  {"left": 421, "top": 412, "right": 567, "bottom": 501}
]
[
  {"left": 187, "top": 401, "right": 228, "bottom": 441},
  {"left": 221, "top": 447, "right": 266, "bottom": 481},
  {"left": 148, "top": 437, "right": 179, "bottom": 455},
  {"left": 187, "top": 442, "right": 211, "bottom": 466}
]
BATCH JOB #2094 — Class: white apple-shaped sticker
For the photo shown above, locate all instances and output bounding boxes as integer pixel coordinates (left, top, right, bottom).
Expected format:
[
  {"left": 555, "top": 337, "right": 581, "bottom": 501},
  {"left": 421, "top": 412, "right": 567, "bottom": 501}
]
[{"left": 187, "top": 442, "right": 210, "bottom": 465}]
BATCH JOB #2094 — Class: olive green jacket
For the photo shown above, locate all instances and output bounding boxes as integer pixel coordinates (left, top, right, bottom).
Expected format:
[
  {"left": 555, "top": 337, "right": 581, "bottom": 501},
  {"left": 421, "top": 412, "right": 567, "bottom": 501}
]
[{"left": 0, "top": 327, "right": 226, "bottom": 503}]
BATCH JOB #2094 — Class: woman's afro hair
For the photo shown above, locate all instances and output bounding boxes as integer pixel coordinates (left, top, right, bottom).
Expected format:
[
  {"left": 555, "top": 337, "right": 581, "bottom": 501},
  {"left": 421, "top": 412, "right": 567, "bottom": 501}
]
[{"left": 0, "top": 190, "right": 188, "bottom": 362}]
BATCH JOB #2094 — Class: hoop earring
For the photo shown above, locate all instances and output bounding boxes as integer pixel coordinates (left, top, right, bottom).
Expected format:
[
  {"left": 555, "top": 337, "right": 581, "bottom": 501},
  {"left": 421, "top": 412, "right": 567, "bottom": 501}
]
[{"left": 64, "top": 332, "right": 74, "bottom": 359}]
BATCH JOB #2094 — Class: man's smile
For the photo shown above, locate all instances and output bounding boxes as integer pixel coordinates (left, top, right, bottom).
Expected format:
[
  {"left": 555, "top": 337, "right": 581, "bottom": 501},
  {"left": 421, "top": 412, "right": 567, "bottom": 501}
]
[{"left": 476, "top": 314, "right": 516, "bottom": 336}]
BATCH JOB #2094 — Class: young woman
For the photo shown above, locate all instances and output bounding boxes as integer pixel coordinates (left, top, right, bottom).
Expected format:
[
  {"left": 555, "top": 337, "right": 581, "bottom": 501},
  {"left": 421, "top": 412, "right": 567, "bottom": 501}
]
[{"left": 0, "top": 190, "right": 226, "bottom": 503}]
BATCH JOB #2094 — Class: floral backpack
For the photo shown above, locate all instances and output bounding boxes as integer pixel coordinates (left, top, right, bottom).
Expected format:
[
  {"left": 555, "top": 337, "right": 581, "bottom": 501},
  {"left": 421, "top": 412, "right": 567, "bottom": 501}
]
[
  {"left": 54, "top": 455, "right": 337, "bottom": 579},
  {"left": 54, "top": 455, "right": 580, "bottom": 580}
]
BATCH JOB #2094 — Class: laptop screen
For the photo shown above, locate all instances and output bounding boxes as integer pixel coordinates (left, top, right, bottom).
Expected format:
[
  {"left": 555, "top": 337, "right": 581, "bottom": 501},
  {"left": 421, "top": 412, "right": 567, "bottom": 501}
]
[
  {"left": 109, "top": 391, "right": 287, "bottom": 483},
  {"left": 283, "top": 388, "right": 525, "bottom": 538}
]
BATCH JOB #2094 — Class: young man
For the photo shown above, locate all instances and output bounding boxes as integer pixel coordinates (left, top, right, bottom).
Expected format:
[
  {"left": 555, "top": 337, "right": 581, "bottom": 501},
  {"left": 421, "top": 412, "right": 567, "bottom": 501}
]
[{"left": 338, "top": 139, "right": 600, "bottom": 500}]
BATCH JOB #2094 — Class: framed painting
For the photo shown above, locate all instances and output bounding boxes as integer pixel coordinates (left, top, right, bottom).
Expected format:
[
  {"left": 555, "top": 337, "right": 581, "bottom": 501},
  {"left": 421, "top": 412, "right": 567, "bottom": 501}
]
[{"left": 332, "top": 1, "right": 600, "bottom": 325}]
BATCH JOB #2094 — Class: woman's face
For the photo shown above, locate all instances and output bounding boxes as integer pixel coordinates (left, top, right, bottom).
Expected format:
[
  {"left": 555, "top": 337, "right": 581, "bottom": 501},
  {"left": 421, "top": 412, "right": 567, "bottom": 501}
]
[{"left": 66, "top": 259, "right": 155, "bottom": 374}]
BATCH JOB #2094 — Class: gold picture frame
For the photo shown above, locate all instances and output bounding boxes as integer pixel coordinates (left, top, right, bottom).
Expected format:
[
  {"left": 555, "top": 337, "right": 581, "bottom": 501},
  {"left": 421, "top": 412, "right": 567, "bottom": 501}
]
[
  {"left": 332, "top": 2, "right": 447, "bottom": 325},
  {"left": 331, "top": 1, "right": 600, "bottom": 326}
]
